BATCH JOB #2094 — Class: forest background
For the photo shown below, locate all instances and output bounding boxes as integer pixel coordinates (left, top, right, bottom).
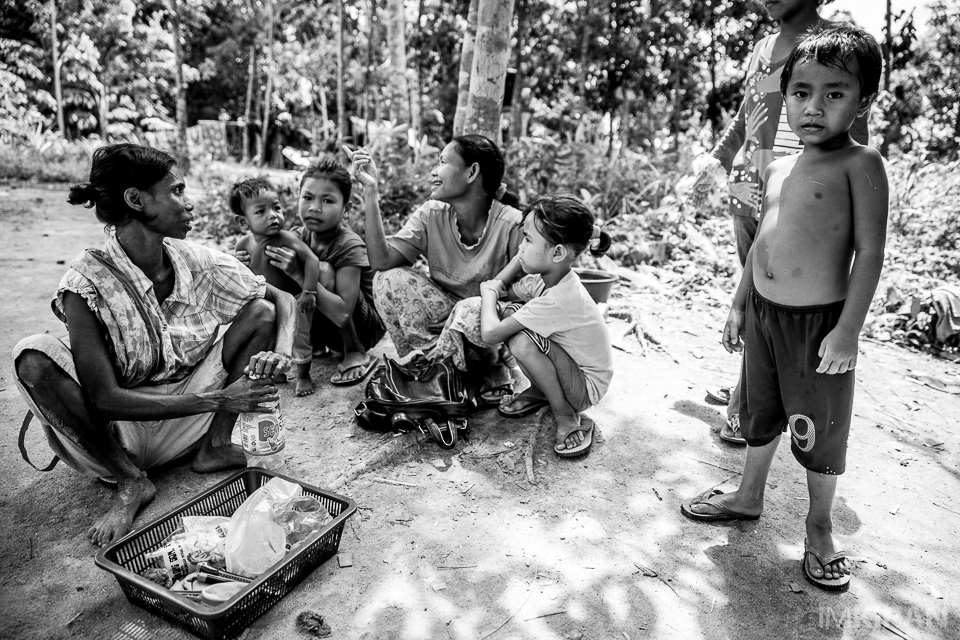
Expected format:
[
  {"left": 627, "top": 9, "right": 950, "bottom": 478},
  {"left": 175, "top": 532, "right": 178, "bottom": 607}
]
[{"left": 1, "top": 0, "right": 958, "bottom": 356}]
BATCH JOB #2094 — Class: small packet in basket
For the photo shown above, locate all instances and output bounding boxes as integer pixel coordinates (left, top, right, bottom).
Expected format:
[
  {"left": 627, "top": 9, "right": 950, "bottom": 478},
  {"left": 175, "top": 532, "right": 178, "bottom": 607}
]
[{"left": 274, "top": 496, "right": 333, "bottom": 550}]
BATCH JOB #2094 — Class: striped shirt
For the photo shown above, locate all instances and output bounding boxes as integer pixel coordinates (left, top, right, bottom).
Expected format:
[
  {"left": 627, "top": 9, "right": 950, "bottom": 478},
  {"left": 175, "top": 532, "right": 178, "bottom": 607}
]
[{"left": 55, "top": 233, "right": 265, "bottom": 386}]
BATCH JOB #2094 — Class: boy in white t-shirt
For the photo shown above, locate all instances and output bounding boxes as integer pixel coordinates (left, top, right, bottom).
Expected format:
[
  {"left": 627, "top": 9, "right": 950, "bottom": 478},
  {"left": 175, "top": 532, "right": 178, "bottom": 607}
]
[{"left": 479, "top": 195, "right": 613, "bottom": 458}]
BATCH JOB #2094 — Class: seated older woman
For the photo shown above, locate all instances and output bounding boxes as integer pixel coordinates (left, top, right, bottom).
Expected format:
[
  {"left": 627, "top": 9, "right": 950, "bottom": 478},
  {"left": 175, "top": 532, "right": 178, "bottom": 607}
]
[
  {"left": 11, "top": 144, "right": 298, "bottom": 547},
  {"left": 348, "top": 135, "right": 524, "bottom": 396}
]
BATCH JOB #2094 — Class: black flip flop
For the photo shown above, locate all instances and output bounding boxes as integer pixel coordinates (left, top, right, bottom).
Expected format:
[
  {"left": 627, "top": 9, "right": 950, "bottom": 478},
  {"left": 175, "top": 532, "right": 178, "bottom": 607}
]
[{"left": 497, "top": 394, "right": 548, "bottom": 418}]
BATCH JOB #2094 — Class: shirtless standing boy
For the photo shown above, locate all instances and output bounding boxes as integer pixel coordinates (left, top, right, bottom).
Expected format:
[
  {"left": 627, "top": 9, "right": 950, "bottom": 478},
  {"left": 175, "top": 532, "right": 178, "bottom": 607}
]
[{"left": 681, "top": 25, "right": 887, "bottom": 592}]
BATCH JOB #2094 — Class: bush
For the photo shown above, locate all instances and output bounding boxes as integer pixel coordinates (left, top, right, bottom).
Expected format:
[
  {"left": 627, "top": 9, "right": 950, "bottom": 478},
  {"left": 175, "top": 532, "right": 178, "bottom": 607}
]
[{"left": 0, "top": 140, "right": 92, "bottom": 183}]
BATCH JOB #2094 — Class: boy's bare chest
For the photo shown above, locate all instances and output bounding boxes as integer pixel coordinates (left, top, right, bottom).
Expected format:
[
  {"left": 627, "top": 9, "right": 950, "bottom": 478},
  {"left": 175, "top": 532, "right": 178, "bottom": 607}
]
[{"left": 763, "top": 161, "right": 853, "bottom": 232}]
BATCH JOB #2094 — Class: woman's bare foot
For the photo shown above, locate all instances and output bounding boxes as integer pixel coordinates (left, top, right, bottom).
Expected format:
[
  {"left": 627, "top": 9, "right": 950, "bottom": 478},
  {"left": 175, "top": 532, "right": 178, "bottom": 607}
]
[
  {"left": 192, "top": 441, "right": 247, "bottom": 472},
  {"left": 87, "top": 473, "right": 156, "bottom": 547}
]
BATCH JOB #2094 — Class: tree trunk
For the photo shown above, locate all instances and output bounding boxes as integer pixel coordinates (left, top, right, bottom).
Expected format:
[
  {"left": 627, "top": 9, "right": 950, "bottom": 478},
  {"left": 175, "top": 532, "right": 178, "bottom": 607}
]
[
  {"left": 169, "top": 0, "right": 190, "bottom": 171},
  {"left": 336, "top": 0, "right": 346, "bottom": 146},
  {"left": 385, "top": 0, "right": 411, "bottom": 125},
  {"left": 884, "top": 0, "right": 892, "bottom": 92},
  {"left": 259, "top": 0, "right": 275, "bottom": 166},
  {"left": 98, "top": 70, "right": 109, "bottom": 141},
  {"left": 462, "top": 0, "right": 516, "bottom": 141},
  {"left": 50, "top": 0, "right": 65, "bottom": 137},
  {"left": 509, "top": 0, "right": 526, "bottom": 142},
  {"left": 453, "top": 0, "right": 480, "bottom": 136},
  {"left": 410, "top": 0, "right": 425, "bottom": 136},
  {"left": 242, "top": 43, "right": 256, "bottom": 163},
  {"left": 578, "top": 0, "right": 591, "bottom": 113}
]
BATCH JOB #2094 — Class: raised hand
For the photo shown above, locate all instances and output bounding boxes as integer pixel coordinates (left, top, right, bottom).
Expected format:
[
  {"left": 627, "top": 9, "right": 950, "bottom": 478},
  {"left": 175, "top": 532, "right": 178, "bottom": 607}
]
[{"left": 344, "top": 145, "right": 379, "bottom": 188}]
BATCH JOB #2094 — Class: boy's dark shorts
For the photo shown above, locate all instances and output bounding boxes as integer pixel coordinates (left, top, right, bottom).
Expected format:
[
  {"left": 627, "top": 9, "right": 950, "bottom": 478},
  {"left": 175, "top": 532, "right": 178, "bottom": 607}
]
[{"left": 739, "top": 287, "right": 854, "bottom": 475}]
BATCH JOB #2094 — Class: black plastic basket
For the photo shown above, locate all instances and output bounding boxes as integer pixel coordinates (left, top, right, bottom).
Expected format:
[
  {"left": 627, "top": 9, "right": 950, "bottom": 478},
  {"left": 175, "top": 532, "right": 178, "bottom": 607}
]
[{"left": 95, "top": 469, "right": 356, "bottom": 640}]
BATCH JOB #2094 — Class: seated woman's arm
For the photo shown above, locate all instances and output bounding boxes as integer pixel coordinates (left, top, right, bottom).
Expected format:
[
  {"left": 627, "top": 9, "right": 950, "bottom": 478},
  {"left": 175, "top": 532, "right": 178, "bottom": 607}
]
[
  {"left": 63, "top": 292, "right": 273, "bottom": 421},
  {"left": 349, "top": 147, "right": 411, "bottom": 271}
]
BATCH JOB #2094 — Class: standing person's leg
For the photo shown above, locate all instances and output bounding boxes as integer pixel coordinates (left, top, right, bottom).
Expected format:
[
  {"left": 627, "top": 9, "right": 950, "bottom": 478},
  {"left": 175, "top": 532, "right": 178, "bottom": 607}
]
[
  {"left": 719, "top": 213, "right": 759, "bottom": 444},
  {"left": 804, "top": 471, "right": 849, "bottom": 586},
  {"left": 372, "top": 267, "right": 458, "bottom": 358}
]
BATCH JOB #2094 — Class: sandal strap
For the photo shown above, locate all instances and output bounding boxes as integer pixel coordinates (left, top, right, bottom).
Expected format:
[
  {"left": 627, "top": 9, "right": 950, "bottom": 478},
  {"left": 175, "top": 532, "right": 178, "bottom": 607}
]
[{"left": 18, "top": 412, "right": 59, "bottom": 472}]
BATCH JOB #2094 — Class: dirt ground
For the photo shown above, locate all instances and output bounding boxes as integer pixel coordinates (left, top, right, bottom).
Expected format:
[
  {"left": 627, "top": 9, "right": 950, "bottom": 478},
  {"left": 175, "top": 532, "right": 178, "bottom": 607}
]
[{"left": 0, "top": 183, "right": 958, "bottom": 640}]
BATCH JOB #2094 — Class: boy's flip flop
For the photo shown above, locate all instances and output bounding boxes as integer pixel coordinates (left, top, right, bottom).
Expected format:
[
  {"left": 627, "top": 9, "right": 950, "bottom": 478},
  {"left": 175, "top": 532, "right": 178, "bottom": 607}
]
[
  {"left": 802, "top": 538, "right": 851, "bottom": 591},
  {"left": 719, "top": 415, "right": 746, "bottom": 445},
  {"left": 554, "top": 415, "right": 595, "bottom": 458},
  {"left": 680, "top": 489, "right": 761, "bottom": 522},
  {"left": 330, "top": 356, "right": 379, "bottom": 386},
  {"left": 705, "top": 386, "right": 732, "bottom": 406}
]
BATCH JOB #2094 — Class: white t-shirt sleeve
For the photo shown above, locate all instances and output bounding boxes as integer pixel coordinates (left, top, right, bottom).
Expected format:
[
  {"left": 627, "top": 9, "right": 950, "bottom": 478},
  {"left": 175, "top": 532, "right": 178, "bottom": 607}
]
[{"left": 510, "top": 295, "right": 571, "bottom": 337}]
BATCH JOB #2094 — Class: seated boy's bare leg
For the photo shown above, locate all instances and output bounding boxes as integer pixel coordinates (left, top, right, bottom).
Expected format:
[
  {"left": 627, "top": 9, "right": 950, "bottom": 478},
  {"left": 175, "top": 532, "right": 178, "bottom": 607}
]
[
  {"left": 685, "top": 437, "right": 779, "bottom": 518},
  {"left": 295, "top": 361, "right": 315, "bottom": 396},
  {"left": 195, "top": 298, "right": 277, "bottom": 472},
  {"left": 507, "top": 334, "right": 583, "bottom": 451},
  {"left": 805, "top": 470, "right": 849, "bottom": 580},
  {"left": 15, "top": 350, "right": 156, "bottom": 547}
]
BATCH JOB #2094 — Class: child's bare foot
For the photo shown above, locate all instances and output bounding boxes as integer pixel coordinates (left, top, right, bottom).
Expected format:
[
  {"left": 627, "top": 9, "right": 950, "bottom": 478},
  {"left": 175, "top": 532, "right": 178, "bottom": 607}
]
[
  {"left": 554, "top": 412, "right": 583, "bottom": 451},
  {"left": 87, "top": 473, "right": 156, "bottom": 547},
  {"left": 192, "top": 442, "right": 247, "bottom": 472},
  {"left": 295, "top": 375, "right": 315, "bottom": 396}
]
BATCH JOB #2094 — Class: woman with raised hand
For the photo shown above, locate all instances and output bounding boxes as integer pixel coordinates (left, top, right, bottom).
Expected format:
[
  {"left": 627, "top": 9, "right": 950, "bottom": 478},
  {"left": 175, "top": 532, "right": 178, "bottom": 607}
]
[
  {"left": 12, "top": 143, "right": 297, "bottom": 547},
  {"left": 347, "top": 135, "right": 524, "bottom": 397}
]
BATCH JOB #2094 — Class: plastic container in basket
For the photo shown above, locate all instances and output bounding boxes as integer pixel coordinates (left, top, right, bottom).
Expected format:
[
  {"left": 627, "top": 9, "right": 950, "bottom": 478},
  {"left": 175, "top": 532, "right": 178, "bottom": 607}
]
[{"left": 95, "top": 469, "right": 356, "bottom": 640}]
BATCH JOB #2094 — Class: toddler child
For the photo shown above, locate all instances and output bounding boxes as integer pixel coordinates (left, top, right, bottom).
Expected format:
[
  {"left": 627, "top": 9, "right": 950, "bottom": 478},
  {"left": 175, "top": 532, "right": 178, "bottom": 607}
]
[
  {"left": 681, "top": 25, "right": 887, "bottom": 592},
  {"left": 232, "top": 177, "right": 320, "bottom": 395}
]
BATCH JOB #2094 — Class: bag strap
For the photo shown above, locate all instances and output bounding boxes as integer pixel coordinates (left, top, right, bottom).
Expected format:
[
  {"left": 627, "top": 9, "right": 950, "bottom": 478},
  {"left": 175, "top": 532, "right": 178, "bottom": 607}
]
[
  {"left": 423, "top": 418, "right": 458, "bottom": 449},
  {"left": 18, "top": 412, "right": 59, "bottom": 472}
]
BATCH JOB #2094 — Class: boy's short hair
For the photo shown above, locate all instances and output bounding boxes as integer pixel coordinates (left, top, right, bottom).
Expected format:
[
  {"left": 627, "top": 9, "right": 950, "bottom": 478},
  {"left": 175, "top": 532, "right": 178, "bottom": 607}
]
[
  {"left": 780, "top": 25, "right": 883, "bottom": 98},
  {"left": 301, "top": 157, "right": 352, "bottom": 202},
  {"left": 229, "top": 177, "right": 276, "bottom": 217}
]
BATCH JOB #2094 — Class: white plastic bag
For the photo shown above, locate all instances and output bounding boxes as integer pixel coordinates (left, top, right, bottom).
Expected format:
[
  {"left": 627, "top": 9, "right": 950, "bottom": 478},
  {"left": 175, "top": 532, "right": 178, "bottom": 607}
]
[{"left": 224, "top": 478, "right": 302, "bottom": 577}]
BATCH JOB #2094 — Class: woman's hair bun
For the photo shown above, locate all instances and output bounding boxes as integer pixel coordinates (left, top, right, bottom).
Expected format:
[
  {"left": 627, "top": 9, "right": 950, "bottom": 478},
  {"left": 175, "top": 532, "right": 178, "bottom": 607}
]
[{"left": 67, "top": 182, "right": 97, "bottom": 208}]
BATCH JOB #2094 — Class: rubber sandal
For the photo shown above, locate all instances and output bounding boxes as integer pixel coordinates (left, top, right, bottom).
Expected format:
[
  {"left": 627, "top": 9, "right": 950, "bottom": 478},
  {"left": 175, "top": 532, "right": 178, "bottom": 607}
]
[
  {"left": 802, "top": 538, "right": 851, "bottom": 591},
  {"left": 554, "top": 415, "right": 595, "bottom": 458},
  {"left": 680, "top": 489, "right": 761, "bottom": 522},
  {"left": 330, "top": 356, "right": 379, "bottom": 387},
  {"left": 705, "top": 386, "right": 732, "bottom": 406},
  {"left": 720, "top": 414, "right": 746, "bottom": 445},
  {"left": 497, "top": 393, "right": 548, "bottom": 418}
]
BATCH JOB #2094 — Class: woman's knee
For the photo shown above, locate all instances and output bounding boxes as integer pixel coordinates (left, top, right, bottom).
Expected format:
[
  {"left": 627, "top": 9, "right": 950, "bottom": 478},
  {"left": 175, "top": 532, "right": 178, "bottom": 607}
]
[{"left": 15, "top": 349, "right": 60, "bottom": 387}]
